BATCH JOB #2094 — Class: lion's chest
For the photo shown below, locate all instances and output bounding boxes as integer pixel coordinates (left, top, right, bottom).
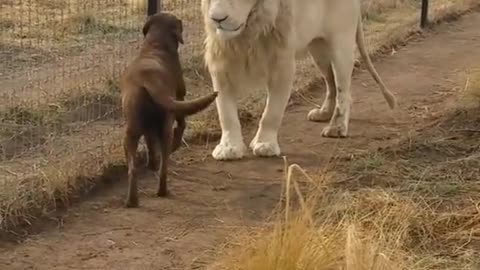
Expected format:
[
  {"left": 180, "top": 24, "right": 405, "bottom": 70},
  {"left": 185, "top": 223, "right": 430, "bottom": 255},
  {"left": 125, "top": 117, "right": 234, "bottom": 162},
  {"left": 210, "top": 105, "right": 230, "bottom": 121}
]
[
  {"left": 206, "top": 42, "right": 275, "bottom": 90},
  {"left": 233, "top": 56, "right": 270, "bottom": 89}
]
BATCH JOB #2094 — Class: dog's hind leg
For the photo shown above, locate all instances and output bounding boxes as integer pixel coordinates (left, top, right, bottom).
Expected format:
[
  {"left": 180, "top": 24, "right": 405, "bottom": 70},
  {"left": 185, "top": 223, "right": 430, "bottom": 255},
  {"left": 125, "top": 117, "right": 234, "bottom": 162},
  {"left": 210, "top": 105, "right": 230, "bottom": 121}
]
[
  {"left": 145, "top": 131, "right": 160, "bottom": 171},
  {"left": 172, "top": 117, "right": 186, "bottom": 153},
  {"left": 124, "top": 128, "right": 141, "bottom": 208},
  {"left": 157, "top": 117, "right": 174, "bottom": 197}
]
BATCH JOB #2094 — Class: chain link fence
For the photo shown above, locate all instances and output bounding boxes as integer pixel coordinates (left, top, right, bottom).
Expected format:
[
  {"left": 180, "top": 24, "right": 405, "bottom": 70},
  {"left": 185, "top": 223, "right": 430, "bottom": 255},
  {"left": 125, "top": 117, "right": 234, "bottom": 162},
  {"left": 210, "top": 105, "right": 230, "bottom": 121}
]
[{"left": 0, "top": 0, "right": 207, "bottom": 200}]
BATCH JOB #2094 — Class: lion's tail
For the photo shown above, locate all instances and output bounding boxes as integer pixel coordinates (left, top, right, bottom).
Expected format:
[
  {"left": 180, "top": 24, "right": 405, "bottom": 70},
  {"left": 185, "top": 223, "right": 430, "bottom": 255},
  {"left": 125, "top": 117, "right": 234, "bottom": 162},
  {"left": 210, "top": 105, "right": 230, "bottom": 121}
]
[{"left": 356, "top": 16, "right": 397, "bottom": 110}]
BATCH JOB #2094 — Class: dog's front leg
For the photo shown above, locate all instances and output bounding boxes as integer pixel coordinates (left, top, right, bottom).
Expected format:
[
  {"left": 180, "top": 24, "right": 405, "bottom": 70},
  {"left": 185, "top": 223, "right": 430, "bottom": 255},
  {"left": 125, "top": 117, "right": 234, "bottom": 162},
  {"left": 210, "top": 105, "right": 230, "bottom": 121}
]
[
  {"left": 211, "top": 72, "right": 247, "bottom": 161},
  {"left": 250, "top": 53, "right": 295, "bottom": 157}
]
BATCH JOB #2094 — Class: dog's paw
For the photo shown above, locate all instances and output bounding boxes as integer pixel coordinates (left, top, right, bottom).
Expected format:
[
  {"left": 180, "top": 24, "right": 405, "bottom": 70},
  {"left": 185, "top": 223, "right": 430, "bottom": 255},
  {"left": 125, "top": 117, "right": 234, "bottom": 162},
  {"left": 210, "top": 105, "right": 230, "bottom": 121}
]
[
  {"left": 157, "top": 190, "right": 168, "bottom": 197},
  {"left": 321, "top": 124, "right": 348, "bottom": 138},
  {"left": 307, "top": 108, "right": 333, "bottom": 122},
  {"left": 250, "top": 140, "right": 281, "bottom": 157},
  {"left": 147, "top": 161, "right": 159, "bottom": 171},
  {"left": 125, "top": 197, "right": 139, "bottom": 208},
  {"left": 212, "top": 142, "right": 247, "bottom": 161}
]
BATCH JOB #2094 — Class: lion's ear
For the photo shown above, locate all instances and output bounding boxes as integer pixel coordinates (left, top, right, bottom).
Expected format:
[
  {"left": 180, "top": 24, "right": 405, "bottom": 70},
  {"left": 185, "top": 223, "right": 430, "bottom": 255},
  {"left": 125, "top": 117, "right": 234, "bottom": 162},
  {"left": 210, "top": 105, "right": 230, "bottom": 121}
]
[
  {"left": 173, "top": 18, "right": 184, "bottom": 44},
  {"left": 142, "top": 16, "right": 154, "bottom": 37}
]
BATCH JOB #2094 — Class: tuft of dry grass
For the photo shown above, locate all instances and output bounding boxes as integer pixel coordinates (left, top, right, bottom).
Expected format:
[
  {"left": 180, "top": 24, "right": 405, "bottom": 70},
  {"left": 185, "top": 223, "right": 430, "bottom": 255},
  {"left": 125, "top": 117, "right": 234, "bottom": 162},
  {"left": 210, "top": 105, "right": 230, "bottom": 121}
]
[
  {"left": 0, "top": 123, "right": 126, "bottom": 230},
  {"left": 211, "top": 158, "right": 480, "bottom": 270},
  {"left": 211, "top": 163, "right": 412, "bottom": 270},
  {"left": 0, "top": 78, "right": 122, "bottom": 231},
  {"left": 361, "top": 0, "right": 417, "bottom": 21},
  {"left": 460, "top": 69, "right": 480, "bottom": 108}
]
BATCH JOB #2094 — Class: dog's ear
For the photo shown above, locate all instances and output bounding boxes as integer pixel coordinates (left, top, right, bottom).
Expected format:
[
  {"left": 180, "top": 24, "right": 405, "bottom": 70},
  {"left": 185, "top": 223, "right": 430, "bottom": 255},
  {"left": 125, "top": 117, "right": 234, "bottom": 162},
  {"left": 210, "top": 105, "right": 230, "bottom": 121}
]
[
  {"left": 173, "top": 18, "right": 184, "bottom": 44},
  {"left": 142, "top": 15, "right": 154, "bottom": 37}
]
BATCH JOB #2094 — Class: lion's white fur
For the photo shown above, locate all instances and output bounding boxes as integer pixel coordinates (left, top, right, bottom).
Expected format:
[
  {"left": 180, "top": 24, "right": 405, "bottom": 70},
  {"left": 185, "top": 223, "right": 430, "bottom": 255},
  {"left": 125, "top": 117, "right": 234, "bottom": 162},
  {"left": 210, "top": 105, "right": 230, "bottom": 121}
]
[
  {"left": 202, "top": 0, "right": 293, "bottom": 90},
  {"left": 202, "top": 0, "right": 397, "bottom": 160}
]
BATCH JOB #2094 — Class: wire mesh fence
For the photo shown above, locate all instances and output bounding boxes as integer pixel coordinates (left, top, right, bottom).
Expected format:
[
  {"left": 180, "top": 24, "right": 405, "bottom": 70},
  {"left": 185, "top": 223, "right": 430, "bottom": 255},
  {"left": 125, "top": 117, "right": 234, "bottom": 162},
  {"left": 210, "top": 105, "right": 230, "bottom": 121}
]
[{"left": 0, "top": 0, "right": 209, "bottom": 185}]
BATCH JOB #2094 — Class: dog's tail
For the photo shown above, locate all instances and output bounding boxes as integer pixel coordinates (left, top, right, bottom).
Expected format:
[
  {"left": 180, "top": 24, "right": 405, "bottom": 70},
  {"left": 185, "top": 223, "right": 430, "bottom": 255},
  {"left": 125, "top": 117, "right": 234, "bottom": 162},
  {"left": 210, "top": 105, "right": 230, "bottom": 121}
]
[
  {"left": 142, "top": 68, "right": 218, "bottom": 117},
  {"left": 145, "top": 86, "right": 217, "bottom": 117},
  {"left": 356, "top": 15, "right": 397, "bottom": 109},
  {"left": 171, "top": 92, "right": 218, "bottom": 117}
]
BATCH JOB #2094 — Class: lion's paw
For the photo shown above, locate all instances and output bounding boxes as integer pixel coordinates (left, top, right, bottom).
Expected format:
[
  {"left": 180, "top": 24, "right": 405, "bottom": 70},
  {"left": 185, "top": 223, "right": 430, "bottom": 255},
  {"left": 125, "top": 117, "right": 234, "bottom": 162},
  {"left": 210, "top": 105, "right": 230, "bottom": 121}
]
[
  {"left": 321, "top": 124, "right": 348, "bottom": 138},
  {"left": 307, "top": 108, "right": 333, "bottom": 122},
  {"left": 212, "top": 142, "right": 247, "bottom": 161},
  {"left": 251, "top": 141, "right": 281, "bottom": 157}
]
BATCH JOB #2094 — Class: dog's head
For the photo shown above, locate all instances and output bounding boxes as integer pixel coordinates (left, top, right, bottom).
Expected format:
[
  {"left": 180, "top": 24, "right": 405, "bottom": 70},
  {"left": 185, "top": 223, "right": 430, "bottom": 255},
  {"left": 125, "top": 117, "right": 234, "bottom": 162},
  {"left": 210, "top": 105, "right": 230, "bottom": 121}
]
[{"left": 142, "top": 12, "right": 184, "bottom": 45}]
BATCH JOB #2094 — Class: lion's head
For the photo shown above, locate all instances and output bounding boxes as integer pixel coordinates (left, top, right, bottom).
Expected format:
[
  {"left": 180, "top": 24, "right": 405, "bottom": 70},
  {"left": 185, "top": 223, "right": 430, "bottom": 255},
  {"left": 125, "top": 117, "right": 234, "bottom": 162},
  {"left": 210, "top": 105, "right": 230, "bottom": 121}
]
[{"left": 201, "top": 0, "right": 281, "bottom": 40}]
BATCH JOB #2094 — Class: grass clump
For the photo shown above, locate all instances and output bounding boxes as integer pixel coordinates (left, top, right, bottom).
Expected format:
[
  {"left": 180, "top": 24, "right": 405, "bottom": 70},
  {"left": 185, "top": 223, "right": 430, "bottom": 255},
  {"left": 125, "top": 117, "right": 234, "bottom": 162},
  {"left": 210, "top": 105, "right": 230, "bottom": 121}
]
[
  {"left": 0, "top": 80, "right": 120, "bottom": 161},
  {"left": 362, "top": 0, "right": 417, "bottom": 21},
  {"left": 63, "top": 14, "right": 132, "bottom": 36},
  {"left": 461, "top": 69, "right": 480, "bottom": 107},
  {"left": 212, "top": 164, "right": 412, "bottom": 270},
  {"left": 212, "top": 160, "right": 480, "bottom": 270}
]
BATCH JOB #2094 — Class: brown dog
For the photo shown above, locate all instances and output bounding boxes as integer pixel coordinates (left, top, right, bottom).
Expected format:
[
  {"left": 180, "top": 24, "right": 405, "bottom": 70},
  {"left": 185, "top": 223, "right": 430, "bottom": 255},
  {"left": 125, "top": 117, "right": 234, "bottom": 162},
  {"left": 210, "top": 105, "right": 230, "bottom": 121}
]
[{"left": 120, "top": 12, "right": 218, "bottom": 208}]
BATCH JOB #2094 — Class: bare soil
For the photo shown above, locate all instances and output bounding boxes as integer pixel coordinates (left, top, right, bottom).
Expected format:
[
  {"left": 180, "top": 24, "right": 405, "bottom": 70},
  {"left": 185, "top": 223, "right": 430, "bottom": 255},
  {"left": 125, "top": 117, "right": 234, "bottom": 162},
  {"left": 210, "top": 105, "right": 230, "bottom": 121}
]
[{"left": 1, "top": 11, "right": 480, "bottom": 270}]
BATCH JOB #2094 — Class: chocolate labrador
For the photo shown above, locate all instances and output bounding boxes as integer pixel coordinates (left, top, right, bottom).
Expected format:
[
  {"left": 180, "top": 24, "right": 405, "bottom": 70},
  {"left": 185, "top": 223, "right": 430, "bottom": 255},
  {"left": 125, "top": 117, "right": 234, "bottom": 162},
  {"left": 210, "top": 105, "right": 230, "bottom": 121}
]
[{"left": 120, "top": 12, "right": 217, "bottom": 207}]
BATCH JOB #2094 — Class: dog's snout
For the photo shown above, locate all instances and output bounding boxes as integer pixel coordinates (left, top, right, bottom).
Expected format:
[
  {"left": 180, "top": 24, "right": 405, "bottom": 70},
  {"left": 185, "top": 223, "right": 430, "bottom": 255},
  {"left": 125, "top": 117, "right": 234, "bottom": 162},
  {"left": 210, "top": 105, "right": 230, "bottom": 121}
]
[{"left": 211, "top": 15, "right": 228, "bottom": 23}]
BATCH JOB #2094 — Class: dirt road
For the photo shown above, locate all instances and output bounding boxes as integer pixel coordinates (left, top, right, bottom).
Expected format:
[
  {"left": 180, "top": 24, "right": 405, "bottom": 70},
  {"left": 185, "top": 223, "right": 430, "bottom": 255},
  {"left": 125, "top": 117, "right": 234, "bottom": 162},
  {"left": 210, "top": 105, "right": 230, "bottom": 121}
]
[{"left": 1, "top": 11, "right": 480, "bottom": 270}]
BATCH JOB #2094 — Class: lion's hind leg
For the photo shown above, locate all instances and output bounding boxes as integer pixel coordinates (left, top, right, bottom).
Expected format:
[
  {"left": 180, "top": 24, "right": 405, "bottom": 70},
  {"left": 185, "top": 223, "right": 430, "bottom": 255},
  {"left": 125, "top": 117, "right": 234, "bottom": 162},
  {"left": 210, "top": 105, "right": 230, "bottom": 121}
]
[
  {"left": 321, "top": 37, "right": 356, "bottom": 138},
  {"left": 307, "top": 39, "right": 337, "bottom": 122}
]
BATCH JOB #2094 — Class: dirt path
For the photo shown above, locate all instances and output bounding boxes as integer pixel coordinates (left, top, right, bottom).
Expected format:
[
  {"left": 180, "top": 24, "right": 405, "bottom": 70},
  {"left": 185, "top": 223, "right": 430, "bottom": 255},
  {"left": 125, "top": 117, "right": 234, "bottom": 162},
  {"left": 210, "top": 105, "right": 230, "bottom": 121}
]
[{"left": 1, "top": 11, "right": 480, "bottom": 270}]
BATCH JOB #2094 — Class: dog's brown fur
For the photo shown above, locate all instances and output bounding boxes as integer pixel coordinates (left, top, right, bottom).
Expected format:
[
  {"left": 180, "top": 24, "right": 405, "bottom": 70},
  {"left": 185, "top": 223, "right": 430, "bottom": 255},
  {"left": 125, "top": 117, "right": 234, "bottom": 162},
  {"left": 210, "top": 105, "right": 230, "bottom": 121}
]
[{"left": 120, "top": 12, "right": 218, "bottom": 208}]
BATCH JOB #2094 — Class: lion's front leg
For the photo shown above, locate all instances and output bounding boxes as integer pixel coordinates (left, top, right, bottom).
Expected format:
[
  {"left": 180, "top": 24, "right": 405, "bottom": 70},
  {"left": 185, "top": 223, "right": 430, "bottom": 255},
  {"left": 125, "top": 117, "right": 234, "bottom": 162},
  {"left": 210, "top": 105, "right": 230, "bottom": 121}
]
[
  {"left": 211, "top": 72, "right": 247, "bottom": 161},
  {"left": 250, "top": 55, "right": 295, "bottom": 157}
]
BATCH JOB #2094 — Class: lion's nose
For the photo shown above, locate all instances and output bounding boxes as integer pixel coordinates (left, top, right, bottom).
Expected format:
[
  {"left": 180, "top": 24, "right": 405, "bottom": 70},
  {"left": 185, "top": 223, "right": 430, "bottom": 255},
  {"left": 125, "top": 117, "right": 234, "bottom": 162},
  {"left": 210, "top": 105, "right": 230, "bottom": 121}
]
[{"left": 211, "top": 15, "right": 228, "bottom": 24}]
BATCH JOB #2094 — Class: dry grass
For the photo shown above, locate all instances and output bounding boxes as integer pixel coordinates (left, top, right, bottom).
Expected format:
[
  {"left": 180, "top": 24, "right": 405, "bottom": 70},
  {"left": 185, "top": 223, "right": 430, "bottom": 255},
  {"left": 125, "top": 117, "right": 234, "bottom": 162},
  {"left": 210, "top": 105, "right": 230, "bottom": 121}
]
[
  {"left": 211, "top": 119, "right": 480, "bottom": 270},
  {"left": 211, "top": 163, "right": 413, "bottom": 270},
  {"left": 0, "top": 123, "right": 124, "bottom": 229},
  {"left": 0, "top": 0, "right": 144, "bottom": 45},
  {"left": 460, "top": 69, "right": 480, "bottom": 108},
  {"left": 361, "top": 0, "right": 417, "bottom": 21},
  {"left": 0, "top": 77, "right": 122, "bottom": 230},
  {"left": 0, "top": 0, "right": 479, "bottom": 234}
]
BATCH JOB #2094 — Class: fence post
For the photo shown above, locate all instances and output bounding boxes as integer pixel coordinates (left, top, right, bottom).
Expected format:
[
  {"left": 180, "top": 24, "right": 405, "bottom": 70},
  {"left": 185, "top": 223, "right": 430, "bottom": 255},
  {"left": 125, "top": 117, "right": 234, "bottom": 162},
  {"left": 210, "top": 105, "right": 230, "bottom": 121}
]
[
  {"left": 420, "top": 0, "right": 429, "bottom": 28},
  {"left": 147, "top": 0, "right": 160, "bottom": 16}
]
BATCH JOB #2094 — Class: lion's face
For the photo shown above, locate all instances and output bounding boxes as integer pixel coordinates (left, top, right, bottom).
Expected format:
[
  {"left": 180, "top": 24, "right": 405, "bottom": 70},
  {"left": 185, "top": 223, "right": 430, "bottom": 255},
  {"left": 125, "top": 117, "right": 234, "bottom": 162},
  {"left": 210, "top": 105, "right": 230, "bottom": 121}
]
[{"left": 203, "top": 0, "right": 257, "bottom": 40}]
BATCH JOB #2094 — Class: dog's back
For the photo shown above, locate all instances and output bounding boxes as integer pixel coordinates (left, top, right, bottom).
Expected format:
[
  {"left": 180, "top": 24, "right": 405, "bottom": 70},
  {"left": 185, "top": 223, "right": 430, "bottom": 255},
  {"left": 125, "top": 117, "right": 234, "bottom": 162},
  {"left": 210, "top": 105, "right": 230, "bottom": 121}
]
[
  {"left": 122, "top": 53, "right": 217, "bottom": 121},
  {"left": 121, "top": 58, "right": 172, "bottom": 136}
]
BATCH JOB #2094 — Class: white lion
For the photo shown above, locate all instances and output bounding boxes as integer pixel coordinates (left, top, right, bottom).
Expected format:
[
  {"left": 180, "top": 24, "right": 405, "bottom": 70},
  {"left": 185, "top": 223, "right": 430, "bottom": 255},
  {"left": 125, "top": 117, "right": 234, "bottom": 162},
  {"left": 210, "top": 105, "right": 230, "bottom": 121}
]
[{"left": 201, "top": 0, "right": 397, "bottom": 161}]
